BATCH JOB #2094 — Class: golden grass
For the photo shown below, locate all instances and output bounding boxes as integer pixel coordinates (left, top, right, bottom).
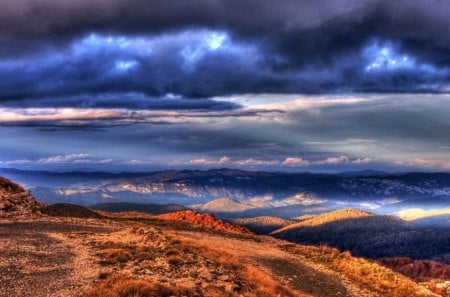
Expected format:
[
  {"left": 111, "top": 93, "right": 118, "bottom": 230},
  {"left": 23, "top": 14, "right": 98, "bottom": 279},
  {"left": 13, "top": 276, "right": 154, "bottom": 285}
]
[
  {"left": 174, "top": 236, "right": 304, "bottom": 297},
  {"left": 280, "top": 243, "right": 434, "bottom": 297}
]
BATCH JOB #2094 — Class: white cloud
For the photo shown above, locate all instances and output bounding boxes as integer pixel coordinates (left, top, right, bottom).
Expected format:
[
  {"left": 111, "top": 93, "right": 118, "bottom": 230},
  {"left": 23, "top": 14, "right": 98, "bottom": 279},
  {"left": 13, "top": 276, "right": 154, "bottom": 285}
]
[
  {"left": 1, "top": 154, "right": 114, "bottom": 166},
  {"left": 184, "top": 155, "right": 373, "bottom": 168},
  {"left": 282, "top": 157, "right": 309, "bottom": 166},
  {"left": 395, "top": 158, "right": 450, "bottom": 170}
]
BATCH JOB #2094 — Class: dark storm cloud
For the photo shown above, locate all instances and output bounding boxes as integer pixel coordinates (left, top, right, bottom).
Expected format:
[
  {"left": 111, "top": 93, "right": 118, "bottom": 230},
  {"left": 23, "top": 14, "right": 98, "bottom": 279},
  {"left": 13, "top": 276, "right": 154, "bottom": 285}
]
[
  {"left": 0, "top": 0, "right": 449, "bottom": 103},
  {"left": 1, "top": 93, "right": 240, "bottom": 111}
]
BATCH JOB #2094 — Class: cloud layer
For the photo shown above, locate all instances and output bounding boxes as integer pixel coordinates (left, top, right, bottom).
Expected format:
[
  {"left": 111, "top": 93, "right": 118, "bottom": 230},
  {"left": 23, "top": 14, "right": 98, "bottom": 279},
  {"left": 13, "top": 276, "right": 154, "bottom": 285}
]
[
  {"left": 1, "top": 1, "right": 449, "bottom": 172},
  {"left": 1, "top": 0, "right": 450, "bottom": 106}
]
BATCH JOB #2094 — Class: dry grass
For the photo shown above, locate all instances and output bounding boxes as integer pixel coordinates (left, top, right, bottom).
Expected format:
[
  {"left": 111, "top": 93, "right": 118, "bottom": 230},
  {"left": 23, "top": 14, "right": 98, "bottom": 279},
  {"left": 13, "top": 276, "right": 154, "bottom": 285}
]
[
  {"left": 100, "top": 249, "right": 132, "bottom": 265},
  {"left": 86, "top": 274, "right": 195, "bottom": 297},
  {"left": 89, "top": 226, "right": 303, "bottom": 297},
  {"left": 280, "top": 243, "right": 433, "bottom": 297},
  {"left": 177, "top": 236, "right": 303, "bottom": 297}
]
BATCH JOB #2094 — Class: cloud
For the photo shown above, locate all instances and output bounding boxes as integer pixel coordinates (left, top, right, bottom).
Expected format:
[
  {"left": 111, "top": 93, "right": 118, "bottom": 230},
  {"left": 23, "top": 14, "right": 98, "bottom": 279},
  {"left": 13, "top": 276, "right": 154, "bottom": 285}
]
[
  {"left": 0, "top": 1, "right": 450, "bottom": 104},
  {"left": 395, "top": 158, "right": 450, "bottom": 171},
  {"left": 282, "top": 157, "right": 309, "bottom": 166},
  {"left": 282, "top": 156, "right": 374, "bottom": 167},
  {"left": 184, "top": 155, "right": 373, "bottom": 168},
  {"left": 1, "top": 153, "right": 113, "bottom": 166},
  {"left": 0, "top": 105, "right": 273, "bottom": 128}
]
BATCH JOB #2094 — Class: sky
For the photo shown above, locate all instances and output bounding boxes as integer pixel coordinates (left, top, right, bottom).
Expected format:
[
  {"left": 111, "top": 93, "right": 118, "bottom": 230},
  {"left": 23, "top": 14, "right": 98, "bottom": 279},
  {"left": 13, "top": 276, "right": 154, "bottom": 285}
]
[{"left": 0, "top": 0, "right": 449, "bottom": 172}]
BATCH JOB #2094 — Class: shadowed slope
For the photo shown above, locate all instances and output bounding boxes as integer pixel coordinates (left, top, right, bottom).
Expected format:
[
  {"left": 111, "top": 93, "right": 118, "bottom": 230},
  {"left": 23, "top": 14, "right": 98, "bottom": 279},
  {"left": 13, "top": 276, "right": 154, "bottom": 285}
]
[
  {"left": 91, "top": 202, "right": 188, "bottom": 215},
  {"left": 272, "top": 209, "right": 450, "bottom": 263},
  {"left": 42, "top": 203, "right": 101, "bottom": 219},
  {"left": 272, "top": 209, "right": 373, "bottom": 234}
]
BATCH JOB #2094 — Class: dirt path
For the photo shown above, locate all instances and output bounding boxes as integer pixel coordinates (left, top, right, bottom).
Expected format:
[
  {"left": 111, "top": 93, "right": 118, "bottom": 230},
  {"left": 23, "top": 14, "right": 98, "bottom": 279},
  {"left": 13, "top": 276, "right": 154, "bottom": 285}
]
[
  {"left": 257, "top": 257, "right": 350, "bottom": 297},
  {"left": 0, "top": 221, "right": 115, "bottom": 297},
  {"left": 175, "top": 231, "right": 381, "bottom": 297}
]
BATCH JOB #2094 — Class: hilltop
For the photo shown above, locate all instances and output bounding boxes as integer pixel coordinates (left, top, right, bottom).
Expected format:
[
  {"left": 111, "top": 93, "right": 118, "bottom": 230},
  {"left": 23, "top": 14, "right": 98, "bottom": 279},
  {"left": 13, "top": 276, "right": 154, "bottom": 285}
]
[
  {"left": 232, "top": 216, "right": 296, "bottom": 234},
  {"left": 272, "top": 209, "right": 373, "bottom": 233}
]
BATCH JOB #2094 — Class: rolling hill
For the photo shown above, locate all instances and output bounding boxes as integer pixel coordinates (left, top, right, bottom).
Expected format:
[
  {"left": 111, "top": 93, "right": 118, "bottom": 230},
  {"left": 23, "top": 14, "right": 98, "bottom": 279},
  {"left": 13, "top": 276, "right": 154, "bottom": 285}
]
[
  {"left": 272, "top": 209, "right": 450, "bottom": 264},
  {"left": 231, "top": 216, "right": 296, "bottom": 234}
]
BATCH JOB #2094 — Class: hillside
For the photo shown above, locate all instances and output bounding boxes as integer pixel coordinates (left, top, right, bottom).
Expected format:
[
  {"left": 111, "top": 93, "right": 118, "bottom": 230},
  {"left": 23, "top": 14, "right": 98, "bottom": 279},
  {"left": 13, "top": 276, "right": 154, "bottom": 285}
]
[
  {"left": 155, "top": 210, "right": 253, "bottom": 234},
  {"left": 91, "top": 202, "right": 189, "bottom": 215},
  {"left": 232, "top": 216, "right": 296, "bottom": 234},
  {"left": 0, "top": 177, "right": 42, "bottom": 217},
  {"left": 414, "top": 214, "right": 450, "bottom": 229},
  {"left": 379, "top": 257, "right": 450, "bottom": 280},
  {"left": 0, "top": 209, "right": 441, "bottom": 297},
  {"left": 272, "top": 209, "right": 450, "bottom": 263},
  {"left": 42, "top": 203, "right": 101, "bottom": 219},
  {"left": 272, "top": 209, "right": 373, "bottom": 233}
]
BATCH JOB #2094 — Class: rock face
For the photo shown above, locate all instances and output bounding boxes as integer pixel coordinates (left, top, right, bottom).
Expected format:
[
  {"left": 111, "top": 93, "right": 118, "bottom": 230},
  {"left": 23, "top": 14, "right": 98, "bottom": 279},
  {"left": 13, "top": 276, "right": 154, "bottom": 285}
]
[
  {"left": 156, "top": 210, "right": 253, "bottom": 234},
  {"left": 0, "top": 177, "right": 42, "bottom": 217}
]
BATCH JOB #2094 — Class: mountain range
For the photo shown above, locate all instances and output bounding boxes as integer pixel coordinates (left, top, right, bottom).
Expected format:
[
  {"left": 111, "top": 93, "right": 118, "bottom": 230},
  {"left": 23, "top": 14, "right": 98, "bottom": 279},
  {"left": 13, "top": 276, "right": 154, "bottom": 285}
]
[{"left": 1, "top": 168, "right": 449, "bottom": 218}]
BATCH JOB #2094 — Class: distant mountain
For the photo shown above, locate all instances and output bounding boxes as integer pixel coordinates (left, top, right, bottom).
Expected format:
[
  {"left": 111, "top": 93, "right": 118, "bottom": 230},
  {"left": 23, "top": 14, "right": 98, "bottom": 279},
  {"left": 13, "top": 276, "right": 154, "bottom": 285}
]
[
  {"left": 91, "top": 202, "right": 189, "bottom": 215},
  {"left": 0, "top": 176, "right": 42, "bottom": 217},
  {"left": 337, "top": 170, "right": 390, "bottom": 177},
  {"left": 378, "top": 197, "right": 450, "bottom": 213},
  {"left": 1, "top": 168, "right": 449, "bottom": 214},
  {"left": 271, "top": 209, "right": 450, "bottom": 264},
  {"left": 413, "top": 214, "right": 450, "bottom": 229},
  {"left": 231, "top": 216, "right": 296, "bottom": 234},
  {"left": 192, "top": 197, "right": 264, "bottom": 213},
  {"left": 397, "top": 207, "right": 450, "bottom": 221}
]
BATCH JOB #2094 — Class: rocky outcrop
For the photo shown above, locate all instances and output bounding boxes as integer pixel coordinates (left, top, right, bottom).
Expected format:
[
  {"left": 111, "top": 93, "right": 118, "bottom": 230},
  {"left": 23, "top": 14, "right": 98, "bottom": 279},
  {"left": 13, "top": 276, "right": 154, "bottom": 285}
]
[{"left": 0, "top": 177, "right": 42, "bottom": 217}]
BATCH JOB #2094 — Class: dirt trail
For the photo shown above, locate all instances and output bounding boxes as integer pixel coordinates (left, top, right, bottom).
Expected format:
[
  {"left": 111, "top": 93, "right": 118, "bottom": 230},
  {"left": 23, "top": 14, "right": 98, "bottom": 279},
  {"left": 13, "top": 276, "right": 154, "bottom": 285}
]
[
  {"left": 0, "top": 221, "right": 115, "bottom": 297},
  {"left": 175, "top": 231, "right": 381, "bottom": 297}
]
